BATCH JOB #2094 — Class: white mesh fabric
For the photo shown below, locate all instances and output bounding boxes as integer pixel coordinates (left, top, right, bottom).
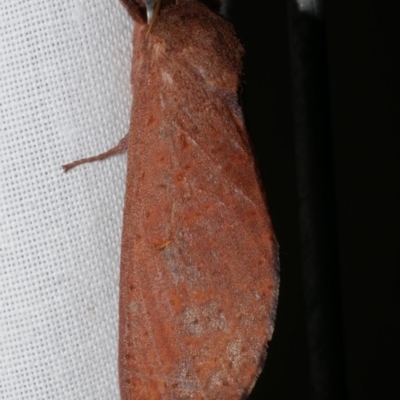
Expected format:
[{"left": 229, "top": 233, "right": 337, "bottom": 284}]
[{"left": 0, "top": 1, "right": 134, "bottom": 398}]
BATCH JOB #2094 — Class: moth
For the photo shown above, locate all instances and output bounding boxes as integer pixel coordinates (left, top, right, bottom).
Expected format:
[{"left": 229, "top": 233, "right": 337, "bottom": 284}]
[{"left": 64, "top": 0, "right": 279, "bottom": 399}]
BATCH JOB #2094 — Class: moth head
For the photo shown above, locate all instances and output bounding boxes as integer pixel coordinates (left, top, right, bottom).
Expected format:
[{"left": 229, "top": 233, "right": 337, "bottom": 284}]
[{"left": 143, "top": 0, "right": 223, "bottom": 24}]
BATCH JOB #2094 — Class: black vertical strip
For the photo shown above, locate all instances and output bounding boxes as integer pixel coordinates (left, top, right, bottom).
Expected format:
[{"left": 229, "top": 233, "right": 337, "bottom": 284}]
[{"left": 287, "top": 1, "right": 346, "bottom": 399}]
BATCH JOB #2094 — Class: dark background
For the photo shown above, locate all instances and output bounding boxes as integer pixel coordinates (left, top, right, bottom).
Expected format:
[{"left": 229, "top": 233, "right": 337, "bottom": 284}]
[{"left": 226, "top": 0, "right": 400, "bottom": 399}]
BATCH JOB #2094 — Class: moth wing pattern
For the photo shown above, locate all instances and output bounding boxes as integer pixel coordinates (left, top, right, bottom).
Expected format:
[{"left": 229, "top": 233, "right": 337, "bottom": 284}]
[{"left": 118, "top": 2, "right": 279, "bottom": 399}]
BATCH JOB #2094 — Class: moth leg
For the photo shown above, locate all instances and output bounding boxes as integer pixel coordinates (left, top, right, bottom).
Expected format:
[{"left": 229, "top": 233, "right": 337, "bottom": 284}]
[
  {"left": 118, "top": 0, "right": 147, "bottom": 24},
  {"left": 146, "top": 0, "right": 163, "bottom": 37},
  {"left": 63, "top": 135, "right": 128, "bottom": 172}
]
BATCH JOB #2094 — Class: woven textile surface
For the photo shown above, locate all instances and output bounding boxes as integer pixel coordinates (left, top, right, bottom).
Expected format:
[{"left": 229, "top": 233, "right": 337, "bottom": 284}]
[{"left": 0, "top": 1, "right": 134, "bottom": 398}]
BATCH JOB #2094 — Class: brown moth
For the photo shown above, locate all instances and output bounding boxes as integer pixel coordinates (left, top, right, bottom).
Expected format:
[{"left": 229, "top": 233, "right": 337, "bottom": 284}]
[{"left": 64, "top": 0, "right": 279, "bottom": 398}]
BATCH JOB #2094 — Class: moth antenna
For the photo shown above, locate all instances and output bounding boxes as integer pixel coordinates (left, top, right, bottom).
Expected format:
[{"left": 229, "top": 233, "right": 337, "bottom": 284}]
[{"left": 146, "top": 0, "right": 163, "bottom": 38}]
